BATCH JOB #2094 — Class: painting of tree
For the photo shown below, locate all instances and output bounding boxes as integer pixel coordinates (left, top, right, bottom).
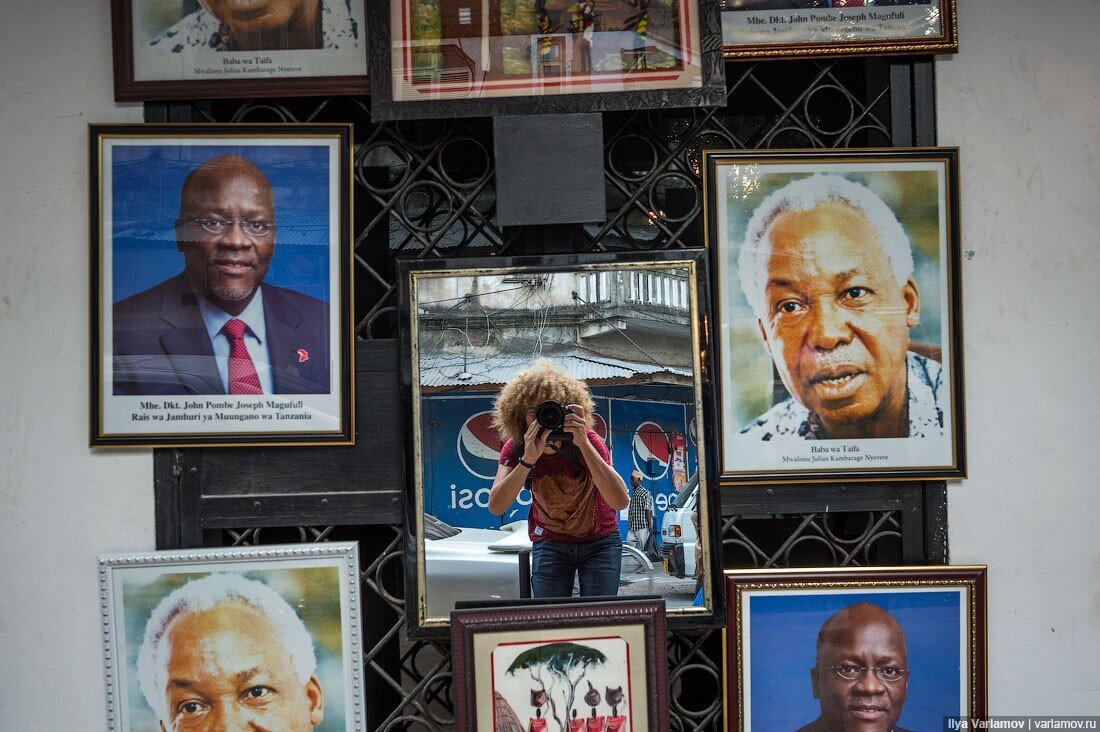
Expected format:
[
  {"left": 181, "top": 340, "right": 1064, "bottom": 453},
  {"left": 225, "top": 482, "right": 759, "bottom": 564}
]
[{"left": 491, "top": 636, "right": 633, "bottom": 732}]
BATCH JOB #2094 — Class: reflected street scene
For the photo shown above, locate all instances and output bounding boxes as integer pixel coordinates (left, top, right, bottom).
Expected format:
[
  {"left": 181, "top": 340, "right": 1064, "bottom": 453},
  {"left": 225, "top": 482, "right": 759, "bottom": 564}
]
[{"left": 408, "top": 260, "right": 711, "bottom": 625}]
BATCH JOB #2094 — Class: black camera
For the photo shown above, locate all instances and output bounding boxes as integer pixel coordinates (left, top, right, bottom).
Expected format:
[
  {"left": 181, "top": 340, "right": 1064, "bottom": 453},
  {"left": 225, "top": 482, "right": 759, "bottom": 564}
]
[{"left": 533, "top": 400, "right": 573, "bottom": 442}]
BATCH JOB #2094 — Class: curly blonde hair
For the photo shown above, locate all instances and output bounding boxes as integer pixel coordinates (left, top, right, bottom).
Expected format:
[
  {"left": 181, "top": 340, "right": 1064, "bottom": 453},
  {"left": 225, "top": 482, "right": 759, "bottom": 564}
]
[{"left": 491, "top": 359, "right": 595, "bottom": 445}]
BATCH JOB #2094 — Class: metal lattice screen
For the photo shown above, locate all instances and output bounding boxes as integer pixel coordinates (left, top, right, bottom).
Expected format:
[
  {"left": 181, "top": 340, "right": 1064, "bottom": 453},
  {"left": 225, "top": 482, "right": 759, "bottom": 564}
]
[{"left": 151, "top": 56, "right": 945, "bottom": 731}]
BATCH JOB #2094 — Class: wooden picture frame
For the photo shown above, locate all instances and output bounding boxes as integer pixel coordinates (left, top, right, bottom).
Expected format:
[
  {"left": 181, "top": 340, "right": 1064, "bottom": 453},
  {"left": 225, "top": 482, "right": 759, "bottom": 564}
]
[
  {"left": 396, "top": 251, "right": 725, "bottom": 636},
  {"left": 99, "top": 542, "right": 365, "bottom": 731},
  {"left": 366, "top": 0, "right": 726, "bottom": 120},
  {"left": 111, "top": 0, "right": 369, "bottom": 101},
  {"left": 721, "top": 0, "right": 957, "bottom": 60},
  {"left": 90, "top": 123, "right": 354, "bottom": 447},
  {"left": 452, "top": 598, "right": 668, "bottom": 732},
  {"left": 704, "top": 147, "right": 964, "bottom": 484},
  {"left": 724, "top": 565, "right": 987, "bottom": 731}
]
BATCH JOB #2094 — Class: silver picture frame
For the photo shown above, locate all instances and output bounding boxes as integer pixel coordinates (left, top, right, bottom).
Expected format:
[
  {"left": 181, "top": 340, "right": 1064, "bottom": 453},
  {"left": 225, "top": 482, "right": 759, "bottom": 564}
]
[{"left": 99, "top": 542, "right": 364, "bottom": 731}]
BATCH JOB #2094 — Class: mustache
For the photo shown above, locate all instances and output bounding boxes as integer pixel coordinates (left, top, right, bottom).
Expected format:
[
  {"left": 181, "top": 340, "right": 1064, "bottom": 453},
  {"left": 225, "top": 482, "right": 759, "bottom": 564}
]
[
  {"left": 847, "top": 698, "right": 890, "bottom": 712},
  {"left": 208, "top": 256, "right": 258, "bottom": 268},
  {"left": 808, "top": 344, "right": 862, "bottom": 368}
]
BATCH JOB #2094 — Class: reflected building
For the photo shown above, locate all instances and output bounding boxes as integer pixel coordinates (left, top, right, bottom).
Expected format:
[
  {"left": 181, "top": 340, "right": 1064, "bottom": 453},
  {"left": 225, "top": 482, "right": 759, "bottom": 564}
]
[{"left": 415, "top": 267, "right": 698, "bottom": 533}]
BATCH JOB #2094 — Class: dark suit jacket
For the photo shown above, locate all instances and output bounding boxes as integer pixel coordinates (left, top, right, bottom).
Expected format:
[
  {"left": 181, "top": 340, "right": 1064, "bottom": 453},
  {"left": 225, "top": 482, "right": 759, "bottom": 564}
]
[
  {"left": 113, "top": 273, "right": 330, "bottom": 395},
  {"left": 795, "top": 718, "right": 913, "bottom": 732}
]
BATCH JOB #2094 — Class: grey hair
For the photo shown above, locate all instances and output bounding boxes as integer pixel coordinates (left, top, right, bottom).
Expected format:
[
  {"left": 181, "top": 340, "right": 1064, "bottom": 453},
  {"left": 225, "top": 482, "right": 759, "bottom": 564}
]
[
  {"left": 736, "top": 174, "right": 915, "bottom": 319},
  {"left": 135, "top": 573, "right": 317, "bottom": 725}
]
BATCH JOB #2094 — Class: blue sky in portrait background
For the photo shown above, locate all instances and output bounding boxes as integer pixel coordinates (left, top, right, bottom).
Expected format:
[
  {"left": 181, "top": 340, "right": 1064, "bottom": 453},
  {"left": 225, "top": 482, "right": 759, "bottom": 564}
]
[
  {"left": 119, "top": 567, "right": 346, "bottom": 732},
  {"left": 745, "top": 589, "right": 963, "bottom": 732},
  {"left": 110, "top": 144, "right": 332, "bottom": 303},
  {"left": 720, "top": 167, "right": 945, "bottom": 427}
]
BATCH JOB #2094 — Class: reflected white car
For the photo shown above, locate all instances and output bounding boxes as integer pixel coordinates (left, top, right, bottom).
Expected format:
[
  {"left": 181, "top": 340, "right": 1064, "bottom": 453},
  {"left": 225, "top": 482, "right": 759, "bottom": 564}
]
[
  {"left": 423, "top": 514, "right": 526, "bottom": 619},
  {"left": 659, "top": 474, "right": 698, "bottom": 579},
  {"left": 422, "top": 515, "right": 655, "bottom": 618}
]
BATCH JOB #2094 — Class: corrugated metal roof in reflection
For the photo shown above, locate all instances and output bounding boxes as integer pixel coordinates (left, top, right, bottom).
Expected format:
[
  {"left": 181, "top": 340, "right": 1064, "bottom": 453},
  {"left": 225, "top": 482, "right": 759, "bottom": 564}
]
[{"left": 419, "top": 349, "right": 691, "bottom": 388}]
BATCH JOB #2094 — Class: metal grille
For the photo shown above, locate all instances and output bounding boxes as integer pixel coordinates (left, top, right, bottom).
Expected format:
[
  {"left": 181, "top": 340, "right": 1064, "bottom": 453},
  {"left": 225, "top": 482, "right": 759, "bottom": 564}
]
[
  {"left": 205, "top": 505, "right": 907, "bottom": 731},
  {"left": 152, "top": 56, "right": 941, "bottom": 731}
]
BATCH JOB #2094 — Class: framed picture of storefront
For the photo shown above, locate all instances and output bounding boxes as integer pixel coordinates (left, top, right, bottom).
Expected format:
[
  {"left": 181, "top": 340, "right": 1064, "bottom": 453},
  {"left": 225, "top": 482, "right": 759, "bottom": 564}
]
[
  {"left": 704, "top": 147, "right": 964, "bottom": 484},
  {"left": 90, "top": 123, "right": 354, "bottom": 447},
  {"left": 111, "top": 0, "right": 369, "bottom": 101},
  {"left": 366, "top": 0, "right": 726, "bottom": 120},
  {"left": 720, "top": 0, "right": 957, "bottom": 61},
  {"left": 724, "top": 565, "right": 987, "bottom": 732},
  {"left": 396, "top": 250, "right": 725, "bottom": 637}
]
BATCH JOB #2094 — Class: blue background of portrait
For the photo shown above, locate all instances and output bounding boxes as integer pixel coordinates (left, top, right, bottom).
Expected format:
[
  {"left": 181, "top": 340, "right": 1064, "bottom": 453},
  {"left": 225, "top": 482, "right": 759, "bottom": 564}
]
[
  {"left": 109, "top": 143, "right": 332, "bottom": 303},
  {"left": 747, "top": 589, "right": 962, "bottom": 731}
]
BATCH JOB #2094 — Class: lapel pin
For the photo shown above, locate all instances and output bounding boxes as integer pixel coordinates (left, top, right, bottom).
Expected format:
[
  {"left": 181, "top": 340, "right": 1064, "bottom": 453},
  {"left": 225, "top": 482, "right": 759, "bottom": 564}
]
[{"left": 297, "top": 348, "right": 309, "bottom": 363}]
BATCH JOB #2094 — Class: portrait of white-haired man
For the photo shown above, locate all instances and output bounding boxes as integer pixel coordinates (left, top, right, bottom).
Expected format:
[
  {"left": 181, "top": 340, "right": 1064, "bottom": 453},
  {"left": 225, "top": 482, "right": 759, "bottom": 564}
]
[
  {"left": 735, "top": 174, "right": 945, "bottom": 441},
  {"left": 135, "top": 573, "right": 325, "bottom": 732}
]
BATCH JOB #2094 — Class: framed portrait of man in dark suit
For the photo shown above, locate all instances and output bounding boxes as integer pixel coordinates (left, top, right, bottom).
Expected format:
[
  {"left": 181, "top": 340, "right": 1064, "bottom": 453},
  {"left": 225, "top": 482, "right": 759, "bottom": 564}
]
[
  {"left": 725, "top": 566, "right": 988, "bottom": 732},
  {"left": 721, "top": 0, "right": 957, "bottom": 60},
  {"left": 91, "top": 124, "right": 353, "bottom": 447}
]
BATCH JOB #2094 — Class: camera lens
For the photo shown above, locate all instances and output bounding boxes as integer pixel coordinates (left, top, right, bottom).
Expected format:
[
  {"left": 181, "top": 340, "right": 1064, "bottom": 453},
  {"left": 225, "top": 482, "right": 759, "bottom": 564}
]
[{"left": 534, "top": 400, "right": 567, "bottom": 431}]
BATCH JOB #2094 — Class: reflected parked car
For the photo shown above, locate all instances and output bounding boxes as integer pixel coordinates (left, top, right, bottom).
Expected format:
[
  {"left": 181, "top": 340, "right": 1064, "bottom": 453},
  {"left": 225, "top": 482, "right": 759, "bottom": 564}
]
[
  {"left": 423, "top": 514, "right": 525, "bottom": 619},
  {"left": 659, "top": 473, "right": 698, "bottom": 579},
  {"left": 423, "top": 514, "right": 657, "bottom": 618}
]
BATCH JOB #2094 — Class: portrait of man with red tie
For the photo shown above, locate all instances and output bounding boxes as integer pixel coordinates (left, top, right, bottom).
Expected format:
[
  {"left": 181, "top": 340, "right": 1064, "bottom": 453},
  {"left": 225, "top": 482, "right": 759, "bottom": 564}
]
[
  {"left": 725, "top": 1, "right": 930, "bottom": 10},
  {"left": 112, "top": 153, "right": 331, "bottom": 396}
]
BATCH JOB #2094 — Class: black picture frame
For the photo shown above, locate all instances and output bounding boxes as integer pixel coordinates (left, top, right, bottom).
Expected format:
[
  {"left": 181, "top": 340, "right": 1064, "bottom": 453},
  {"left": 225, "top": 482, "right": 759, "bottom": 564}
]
[
  {"left": 90, "top": 123, "right": 354, "bottom": 447},
  {"left": 396, "top": 250, "right": 725, "bottom": 637},
  {"left": 452, "top": 598, "right": 668, "bottom": 732},
  {"left": 366, "top": 0, "right": 726, "bottom": 121},
  {"left": 703, "top": 147, "right": 965, "bottom": 484},
  {"left": 110, "top": 0, "right": 369, "bottom": 102}
]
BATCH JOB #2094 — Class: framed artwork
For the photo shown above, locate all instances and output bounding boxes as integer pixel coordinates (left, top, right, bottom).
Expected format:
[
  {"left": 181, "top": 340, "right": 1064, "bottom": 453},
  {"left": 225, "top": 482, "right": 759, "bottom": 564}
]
[
  {"left": 90, "top": 124, "right": 354, "bottom": 447},
  {"left": 452, "top": 598, "right": 668, "bottom": 732},
  {"left": 724, "top": 565, "right": 987, "bottom": 732},
  {"left": 111, "top": 0, "right": 369, "bottom": 101},
  {"left": 721, "top": 0, "right": 957, "bottom": 60},
  {"left": 99, "top": 542, "right": 365, "bottom": 732},
  {"left": 396, "top": 251, "right": 724, "bottom": 636},
  {"left": 704, "top": 148, "right": 964, "bottom": 484},
  {"left": 366, "top": 0, "right": 726, "bottom": 120}
]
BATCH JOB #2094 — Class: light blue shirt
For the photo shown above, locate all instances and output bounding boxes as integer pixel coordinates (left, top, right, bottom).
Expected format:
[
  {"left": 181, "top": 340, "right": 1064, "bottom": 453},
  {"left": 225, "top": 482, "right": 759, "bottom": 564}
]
[
  {"left": 197, "top": 291, "right": 275, "bottom": 394},
  {"left": 738, "top": 353, "right": 945, "bottom": 440}
]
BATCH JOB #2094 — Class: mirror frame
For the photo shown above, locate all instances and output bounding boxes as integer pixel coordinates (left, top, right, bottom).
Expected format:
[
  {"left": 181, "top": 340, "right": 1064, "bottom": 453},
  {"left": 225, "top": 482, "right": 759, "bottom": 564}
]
[{"left": 396, "top": 250, "right": 725, "bottom": 637}]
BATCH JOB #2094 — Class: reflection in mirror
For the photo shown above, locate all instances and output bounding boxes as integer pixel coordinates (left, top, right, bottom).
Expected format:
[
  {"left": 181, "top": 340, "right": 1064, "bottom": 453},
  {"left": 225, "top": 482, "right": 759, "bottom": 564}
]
[{"left": 409, "top": 260, "right": 709, "bottom": 627}]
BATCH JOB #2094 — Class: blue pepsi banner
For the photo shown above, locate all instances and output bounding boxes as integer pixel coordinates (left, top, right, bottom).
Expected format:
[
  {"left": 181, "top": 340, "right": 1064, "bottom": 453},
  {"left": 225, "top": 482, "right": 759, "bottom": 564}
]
[
  {"left": 422, "top": 389, "right": 697, "bottom": 535},
  {"left": 423, "top": 394, "right": 510, "bottom": 528},
  {"left": 606, "top": 397, "right": 697, "bottom": 540}
]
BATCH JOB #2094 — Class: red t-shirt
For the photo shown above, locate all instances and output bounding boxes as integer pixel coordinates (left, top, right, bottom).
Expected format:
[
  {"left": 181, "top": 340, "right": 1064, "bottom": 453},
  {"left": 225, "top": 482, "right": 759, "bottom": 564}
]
[{"left": 499, "top": 430, "right": 619, "bottom": 543}]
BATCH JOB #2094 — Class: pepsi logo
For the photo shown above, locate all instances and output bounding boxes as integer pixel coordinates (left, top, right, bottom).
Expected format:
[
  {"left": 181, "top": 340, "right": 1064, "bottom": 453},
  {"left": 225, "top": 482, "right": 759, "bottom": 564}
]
[
  {"left": 632, "top": 421, "right": 670, "bottom": 479},
  {"left": 457, "top": 411, "right": 502, "bottom": 480},
  {"left": 688, "top": 418, "right": 697, "bottom": 446},
  {"left": 591, "top": 412, "right": 608, "bottom": 441}
]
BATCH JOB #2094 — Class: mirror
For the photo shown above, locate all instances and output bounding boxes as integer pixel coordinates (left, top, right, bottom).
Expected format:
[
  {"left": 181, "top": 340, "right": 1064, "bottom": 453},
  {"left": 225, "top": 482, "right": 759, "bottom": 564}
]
[{"left": 398, "top": 251, "right": 720, "bottom": 634}]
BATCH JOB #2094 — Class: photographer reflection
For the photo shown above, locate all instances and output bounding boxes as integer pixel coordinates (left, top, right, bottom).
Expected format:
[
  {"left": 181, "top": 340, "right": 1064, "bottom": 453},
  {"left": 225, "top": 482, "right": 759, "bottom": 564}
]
[{"left": 488, "top": 360, "right": 629, "bottom": 598}]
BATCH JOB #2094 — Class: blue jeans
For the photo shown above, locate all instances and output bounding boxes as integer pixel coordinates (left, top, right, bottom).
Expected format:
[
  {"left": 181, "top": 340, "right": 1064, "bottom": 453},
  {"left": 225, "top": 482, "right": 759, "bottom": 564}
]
[{"left": 530, "top": 531, "right": 622, "bottom": 598}]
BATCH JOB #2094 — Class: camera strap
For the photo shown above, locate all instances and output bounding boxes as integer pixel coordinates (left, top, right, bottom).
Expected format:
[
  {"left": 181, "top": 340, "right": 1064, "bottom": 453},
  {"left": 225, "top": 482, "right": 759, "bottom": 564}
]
[{"left": 549, "top": 440, "right": 583, "bottom": 468}]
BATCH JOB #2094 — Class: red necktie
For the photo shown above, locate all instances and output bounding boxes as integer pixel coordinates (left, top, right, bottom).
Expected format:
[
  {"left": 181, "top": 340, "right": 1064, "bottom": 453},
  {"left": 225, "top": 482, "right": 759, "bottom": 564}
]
[{"left": 223, "top": 319, "right": 263, "bottom": 395}]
